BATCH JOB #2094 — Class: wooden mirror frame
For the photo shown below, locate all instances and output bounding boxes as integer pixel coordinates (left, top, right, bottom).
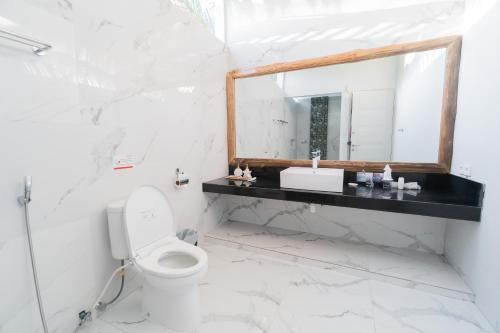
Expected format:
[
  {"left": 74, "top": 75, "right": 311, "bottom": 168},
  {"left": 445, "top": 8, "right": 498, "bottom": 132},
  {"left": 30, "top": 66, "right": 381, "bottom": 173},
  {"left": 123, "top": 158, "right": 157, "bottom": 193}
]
[{"left": 226, "top": 36, "right": 462, "bottom": 173}]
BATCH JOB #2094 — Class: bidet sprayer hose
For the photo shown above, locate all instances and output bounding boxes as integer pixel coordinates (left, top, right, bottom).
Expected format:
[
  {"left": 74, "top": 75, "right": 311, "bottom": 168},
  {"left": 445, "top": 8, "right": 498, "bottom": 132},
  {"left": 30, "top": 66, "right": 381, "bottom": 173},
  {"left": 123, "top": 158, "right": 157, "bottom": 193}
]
[
  {"left": 99, "top": 259, "right": 125, "bottom": 308},
  {"left": 91, "top": 259, "right": 133, "bottom": 311},
  {"left": 20, "top": 177, "right": 49, "bottom": 333}
]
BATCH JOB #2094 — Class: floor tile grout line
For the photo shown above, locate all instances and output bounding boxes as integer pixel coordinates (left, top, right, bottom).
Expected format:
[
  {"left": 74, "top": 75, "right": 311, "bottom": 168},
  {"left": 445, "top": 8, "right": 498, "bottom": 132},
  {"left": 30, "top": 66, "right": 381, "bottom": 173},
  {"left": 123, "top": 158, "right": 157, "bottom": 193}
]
[{"left": 204, "top": 235, "right": 474, "bottom": 301}]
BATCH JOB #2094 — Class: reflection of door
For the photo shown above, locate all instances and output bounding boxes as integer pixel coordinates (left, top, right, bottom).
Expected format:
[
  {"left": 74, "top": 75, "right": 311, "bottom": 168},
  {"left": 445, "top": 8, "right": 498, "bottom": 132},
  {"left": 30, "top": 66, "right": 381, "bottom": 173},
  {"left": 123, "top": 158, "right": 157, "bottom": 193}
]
[
  {"left": 339, "top": 91, "right": 352, "bottom": 161},
  {"left": 350, "top": 89, "right": 394, "bottom": 161}
]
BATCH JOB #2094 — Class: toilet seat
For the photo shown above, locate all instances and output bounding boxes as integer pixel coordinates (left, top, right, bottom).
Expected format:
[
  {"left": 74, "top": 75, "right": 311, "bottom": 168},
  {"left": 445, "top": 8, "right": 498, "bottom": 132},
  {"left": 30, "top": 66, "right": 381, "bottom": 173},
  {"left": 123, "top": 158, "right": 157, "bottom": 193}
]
[
  {"left": 123, "top": 186, "right": 208, "bottom": 281},
  {"left": 136, "top": 238, "right": 207, "bottom": 278}
]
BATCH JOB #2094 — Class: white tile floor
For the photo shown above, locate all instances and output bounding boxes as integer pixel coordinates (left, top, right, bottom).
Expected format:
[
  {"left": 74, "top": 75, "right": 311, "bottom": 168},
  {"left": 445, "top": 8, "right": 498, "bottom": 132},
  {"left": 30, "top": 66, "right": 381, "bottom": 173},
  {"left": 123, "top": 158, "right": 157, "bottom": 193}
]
[
  {"left": 206, "top": 221, "right": 473, "bottom": 301},
  {"left": 80, "top": 239, "right": 493, "bottom": 333}
]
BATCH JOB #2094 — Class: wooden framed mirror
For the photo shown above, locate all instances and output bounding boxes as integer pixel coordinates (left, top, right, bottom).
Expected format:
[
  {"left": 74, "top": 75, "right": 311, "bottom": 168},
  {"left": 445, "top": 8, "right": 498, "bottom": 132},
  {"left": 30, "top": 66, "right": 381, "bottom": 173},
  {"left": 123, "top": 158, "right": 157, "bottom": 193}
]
[{"left": 226, "top": 36, "right": 462, "bottom": 173}]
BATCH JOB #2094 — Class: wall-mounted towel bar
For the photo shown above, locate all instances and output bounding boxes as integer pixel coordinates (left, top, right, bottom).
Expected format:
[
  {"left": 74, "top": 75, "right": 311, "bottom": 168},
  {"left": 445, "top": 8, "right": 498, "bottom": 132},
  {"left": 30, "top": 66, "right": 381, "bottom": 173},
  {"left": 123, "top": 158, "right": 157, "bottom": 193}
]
[{"left": 0, "top": 28, "right": 52, "bottom": 55}]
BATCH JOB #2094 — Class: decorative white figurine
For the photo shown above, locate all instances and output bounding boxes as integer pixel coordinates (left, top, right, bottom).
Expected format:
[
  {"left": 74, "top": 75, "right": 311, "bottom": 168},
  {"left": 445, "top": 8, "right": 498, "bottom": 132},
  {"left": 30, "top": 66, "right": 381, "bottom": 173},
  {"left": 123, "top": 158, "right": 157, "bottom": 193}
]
[
  {"left": 243, "top": 165, "right": 252, "bottom": 179},
  {"left": 234, "top": 163, "right": 243, "bottom": 177}
]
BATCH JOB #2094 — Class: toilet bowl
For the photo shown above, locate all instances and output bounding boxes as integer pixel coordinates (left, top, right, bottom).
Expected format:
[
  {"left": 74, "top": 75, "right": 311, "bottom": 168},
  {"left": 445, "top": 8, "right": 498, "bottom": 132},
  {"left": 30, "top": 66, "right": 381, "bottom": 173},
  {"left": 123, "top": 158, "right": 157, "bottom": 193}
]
[{"left": 107, "top": 186, "right": 207, "bottom": 331}]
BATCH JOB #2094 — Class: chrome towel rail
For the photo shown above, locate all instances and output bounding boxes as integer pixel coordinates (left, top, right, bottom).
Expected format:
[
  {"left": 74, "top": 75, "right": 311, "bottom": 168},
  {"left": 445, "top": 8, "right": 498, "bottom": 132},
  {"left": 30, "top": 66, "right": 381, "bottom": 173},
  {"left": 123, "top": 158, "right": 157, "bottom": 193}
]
[{"left": 0, "top": 28, "right": 52, "bottom": 55}]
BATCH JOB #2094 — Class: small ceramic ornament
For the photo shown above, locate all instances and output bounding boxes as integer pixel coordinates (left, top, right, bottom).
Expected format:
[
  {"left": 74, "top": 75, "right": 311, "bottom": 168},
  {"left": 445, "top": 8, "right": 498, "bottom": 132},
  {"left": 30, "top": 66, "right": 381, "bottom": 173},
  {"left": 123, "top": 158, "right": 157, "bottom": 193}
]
[
  {"left": 234, "top": 163, "right": 243, "bottom": 177},
  {"left": 243, "top": 165, "right": 252, "bottom": 179}
]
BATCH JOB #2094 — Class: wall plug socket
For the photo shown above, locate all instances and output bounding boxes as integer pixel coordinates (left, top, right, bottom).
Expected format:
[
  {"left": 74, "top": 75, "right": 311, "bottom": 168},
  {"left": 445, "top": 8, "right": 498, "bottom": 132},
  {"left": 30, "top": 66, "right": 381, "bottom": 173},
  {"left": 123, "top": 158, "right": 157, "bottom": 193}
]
[{"left": 459, "top": 164, "right": 472, "bottom": 178}]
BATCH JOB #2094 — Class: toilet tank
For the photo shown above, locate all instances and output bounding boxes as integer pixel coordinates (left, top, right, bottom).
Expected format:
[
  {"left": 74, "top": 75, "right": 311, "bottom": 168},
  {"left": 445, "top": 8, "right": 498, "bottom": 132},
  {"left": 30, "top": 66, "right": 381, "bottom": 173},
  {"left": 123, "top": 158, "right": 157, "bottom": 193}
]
[{"left": 106, "top": 200, "right": 129, "bottom": 260}]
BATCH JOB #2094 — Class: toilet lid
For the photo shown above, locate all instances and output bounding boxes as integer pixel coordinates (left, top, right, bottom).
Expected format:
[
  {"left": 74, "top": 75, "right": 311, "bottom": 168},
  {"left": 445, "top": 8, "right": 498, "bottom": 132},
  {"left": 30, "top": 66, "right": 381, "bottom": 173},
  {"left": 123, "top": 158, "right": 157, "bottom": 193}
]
[{"left": 124, "top": 186, "right": 175, "bottom": 255}]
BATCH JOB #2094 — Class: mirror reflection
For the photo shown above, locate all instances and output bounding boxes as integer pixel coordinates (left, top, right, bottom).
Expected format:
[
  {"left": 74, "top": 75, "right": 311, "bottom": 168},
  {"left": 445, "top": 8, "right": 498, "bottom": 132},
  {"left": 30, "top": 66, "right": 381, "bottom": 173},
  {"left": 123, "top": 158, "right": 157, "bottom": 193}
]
[{"left": 235, "top": 48, "right": 446, "bottom": 163}]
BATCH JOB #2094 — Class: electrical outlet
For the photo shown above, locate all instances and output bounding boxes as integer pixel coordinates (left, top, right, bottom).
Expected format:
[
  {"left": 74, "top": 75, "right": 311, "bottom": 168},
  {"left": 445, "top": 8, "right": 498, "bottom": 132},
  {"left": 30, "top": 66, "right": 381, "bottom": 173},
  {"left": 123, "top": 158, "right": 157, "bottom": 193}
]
[{"left": 459, "top": 164, "right": 472, "bottom": 178}]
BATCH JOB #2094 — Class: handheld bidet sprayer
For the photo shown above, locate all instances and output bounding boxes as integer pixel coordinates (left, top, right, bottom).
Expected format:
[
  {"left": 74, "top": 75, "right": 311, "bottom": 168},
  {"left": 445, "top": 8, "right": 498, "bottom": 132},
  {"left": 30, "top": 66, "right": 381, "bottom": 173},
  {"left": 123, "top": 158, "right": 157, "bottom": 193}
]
[
  {"left": 25, "top": 176, "right": 32, "bottom": 202},
  {"left": 19, "top": 176, "right": 32, "bottom": 205}
]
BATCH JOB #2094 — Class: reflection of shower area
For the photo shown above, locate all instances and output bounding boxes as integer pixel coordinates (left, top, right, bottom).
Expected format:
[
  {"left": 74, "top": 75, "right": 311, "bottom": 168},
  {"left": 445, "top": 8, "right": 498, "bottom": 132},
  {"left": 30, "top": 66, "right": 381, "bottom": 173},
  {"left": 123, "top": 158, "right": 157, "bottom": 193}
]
[
  {"left": 310, "top": 97, "right": 329, "bottom": 158},
  {"left": 288, "top": 94, "right": 342, "bottom": 160}
]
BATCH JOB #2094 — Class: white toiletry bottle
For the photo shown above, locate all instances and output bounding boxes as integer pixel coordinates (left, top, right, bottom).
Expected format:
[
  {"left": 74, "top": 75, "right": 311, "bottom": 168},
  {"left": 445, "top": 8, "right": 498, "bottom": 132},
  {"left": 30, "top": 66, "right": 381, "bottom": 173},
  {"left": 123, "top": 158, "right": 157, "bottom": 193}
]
[{"left": 398, "top": 177, "right": 405, "bottom": 190}]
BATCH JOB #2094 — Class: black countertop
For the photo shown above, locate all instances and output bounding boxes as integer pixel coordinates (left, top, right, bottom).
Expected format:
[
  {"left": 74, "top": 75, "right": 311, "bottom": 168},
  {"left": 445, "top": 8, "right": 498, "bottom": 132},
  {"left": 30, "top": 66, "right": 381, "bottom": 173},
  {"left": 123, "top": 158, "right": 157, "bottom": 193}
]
[{"left": 202, "top": 171, "right": 484, "bottom": 222}]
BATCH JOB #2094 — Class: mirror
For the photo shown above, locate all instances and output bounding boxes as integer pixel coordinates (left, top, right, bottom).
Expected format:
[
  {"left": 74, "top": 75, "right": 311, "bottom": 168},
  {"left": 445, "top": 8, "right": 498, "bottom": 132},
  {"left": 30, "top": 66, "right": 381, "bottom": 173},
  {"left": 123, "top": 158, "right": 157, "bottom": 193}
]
[{"left": 227, "top": 36, "right": 462, "bottom": 172}]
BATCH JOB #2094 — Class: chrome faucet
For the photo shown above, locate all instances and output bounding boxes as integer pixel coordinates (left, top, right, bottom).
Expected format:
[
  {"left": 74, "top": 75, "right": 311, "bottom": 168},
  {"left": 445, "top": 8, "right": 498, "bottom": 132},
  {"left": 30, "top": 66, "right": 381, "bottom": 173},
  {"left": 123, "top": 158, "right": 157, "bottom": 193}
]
[{"left": 311, "top": 150, "right": 321, "bottom": 169}]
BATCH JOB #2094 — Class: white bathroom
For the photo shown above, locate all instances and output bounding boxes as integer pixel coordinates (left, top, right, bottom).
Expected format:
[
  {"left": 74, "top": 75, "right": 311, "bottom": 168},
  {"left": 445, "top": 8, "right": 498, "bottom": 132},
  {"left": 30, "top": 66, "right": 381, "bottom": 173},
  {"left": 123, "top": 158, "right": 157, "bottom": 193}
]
[{"left": 1, "top": 1, "right": 499, "bottom": 332}]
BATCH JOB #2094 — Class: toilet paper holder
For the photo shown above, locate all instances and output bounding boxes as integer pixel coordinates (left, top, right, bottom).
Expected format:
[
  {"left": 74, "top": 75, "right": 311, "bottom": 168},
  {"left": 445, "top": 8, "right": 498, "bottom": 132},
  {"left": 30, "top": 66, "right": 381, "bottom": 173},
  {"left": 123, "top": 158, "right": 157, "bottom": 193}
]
[{"left": 175, "top": 168, "right": 189, "bottom": 188}]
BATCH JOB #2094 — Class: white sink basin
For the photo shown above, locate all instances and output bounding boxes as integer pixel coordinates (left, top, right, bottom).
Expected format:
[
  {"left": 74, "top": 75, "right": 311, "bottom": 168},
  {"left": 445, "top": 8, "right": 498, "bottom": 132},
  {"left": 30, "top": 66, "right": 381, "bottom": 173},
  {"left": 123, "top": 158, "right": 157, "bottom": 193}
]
[{"left": 280, "top": 167, "right": 344, "bottom": 192}]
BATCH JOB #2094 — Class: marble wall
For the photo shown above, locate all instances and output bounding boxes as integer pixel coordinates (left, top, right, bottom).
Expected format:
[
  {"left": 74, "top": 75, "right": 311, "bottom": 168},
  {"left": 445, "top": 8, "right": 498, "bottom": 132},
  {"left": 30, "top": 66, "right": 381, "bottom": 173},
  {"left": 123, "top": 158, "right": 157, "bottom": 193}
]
[
  {"left": 225, "top": 0, "right": 465, "bottom": 68},
  {"left": 222, "top": 195, "right": 448, "bottom": 255},
  {"left": 0, "top": 1, "right": 227, "bottom": 332}
]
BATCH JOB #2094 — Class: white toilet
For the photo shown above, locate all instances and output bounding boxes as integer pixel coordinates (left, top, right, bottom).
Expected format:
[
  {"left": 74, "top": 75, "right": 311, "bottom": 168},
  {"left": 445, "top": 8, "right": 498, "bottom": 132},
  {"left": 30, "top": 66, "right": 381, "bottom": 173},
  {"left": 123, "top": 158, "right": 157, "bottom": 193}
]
[{"left": 106, "top": 186, "right": 208, "bottom": 331}]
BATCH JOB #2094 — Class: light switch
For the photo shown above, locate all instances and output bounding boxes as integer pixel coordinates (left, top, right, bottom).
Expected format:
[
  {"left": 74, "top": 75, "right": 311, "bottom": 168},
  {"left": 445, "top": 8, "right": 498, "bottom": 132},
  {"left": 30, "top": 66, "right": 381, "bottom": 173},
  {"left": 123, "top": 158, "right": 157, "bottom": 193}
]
[{"left": 458, "top": 164, "right": 472, "bottom": 178}]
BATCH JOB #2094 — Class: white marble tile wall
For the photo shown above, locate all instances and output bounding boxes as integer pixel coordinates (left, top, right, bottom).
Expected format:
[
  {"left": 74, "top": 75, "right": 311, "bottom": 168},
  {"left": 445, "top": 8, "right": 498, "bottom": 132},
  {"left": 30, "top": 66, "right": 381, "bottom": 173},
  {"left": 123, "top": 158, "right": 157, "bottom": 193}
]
[
  {"left": 222, "top": 195, "right": 448, "bottom": 255},
  {"left": 226, "top": 0, "right": 465, "bottom": 68},
  {"left": 0, "top": 1, "right": 228, "bottom": 332}
]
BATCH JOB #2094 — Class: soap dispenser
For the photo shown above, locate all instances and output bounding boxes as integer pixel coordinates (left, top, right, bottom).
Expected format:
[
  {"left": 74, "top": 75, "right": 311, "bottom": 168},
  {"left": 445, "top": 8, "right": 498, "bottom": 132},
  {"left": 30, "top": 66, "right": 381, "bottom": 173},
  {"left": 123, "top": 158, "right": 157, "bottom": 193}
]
[{"left": 382, "top": 164, "right": 393, "bottom": 190}]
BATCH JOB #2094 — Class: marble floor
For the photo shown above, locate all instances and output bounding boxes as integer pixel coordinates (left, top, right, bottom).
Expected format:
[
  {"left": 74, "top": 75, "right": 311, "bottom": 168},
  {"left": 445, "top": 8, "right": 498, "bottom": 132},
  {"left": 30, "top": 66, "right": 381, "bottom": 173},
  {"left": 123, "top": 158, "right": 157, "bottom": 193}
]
[
  {"left": 206, "top": 221, "right": 473, "bottom": 301},
  {"left": 80, "top": 239, "right": 493, "bottom": 333}
]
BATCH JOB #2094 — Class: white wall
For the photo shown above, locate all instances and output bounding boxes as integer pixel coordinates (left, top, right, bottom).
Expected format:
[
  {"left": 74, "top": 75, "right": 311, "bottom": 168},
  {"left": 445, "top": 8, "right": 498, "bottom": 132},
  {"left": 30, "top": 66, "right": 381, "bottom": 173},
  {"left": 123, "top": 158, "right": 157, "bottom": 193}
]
[
  {"left": 445, "top": 0, "right": 500, "bottom": 331},
  {"left": 283, "top": 57, "right": 399, "bottom": 97},
  {"left": 226, "top": 0, "right": 464, "bottom": 68},
  {"left": 0, "top": 1, "right": 228, "bottom": 332},
  {"left": 392, "top": 49, "right": 446, "bottom": 163}
]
